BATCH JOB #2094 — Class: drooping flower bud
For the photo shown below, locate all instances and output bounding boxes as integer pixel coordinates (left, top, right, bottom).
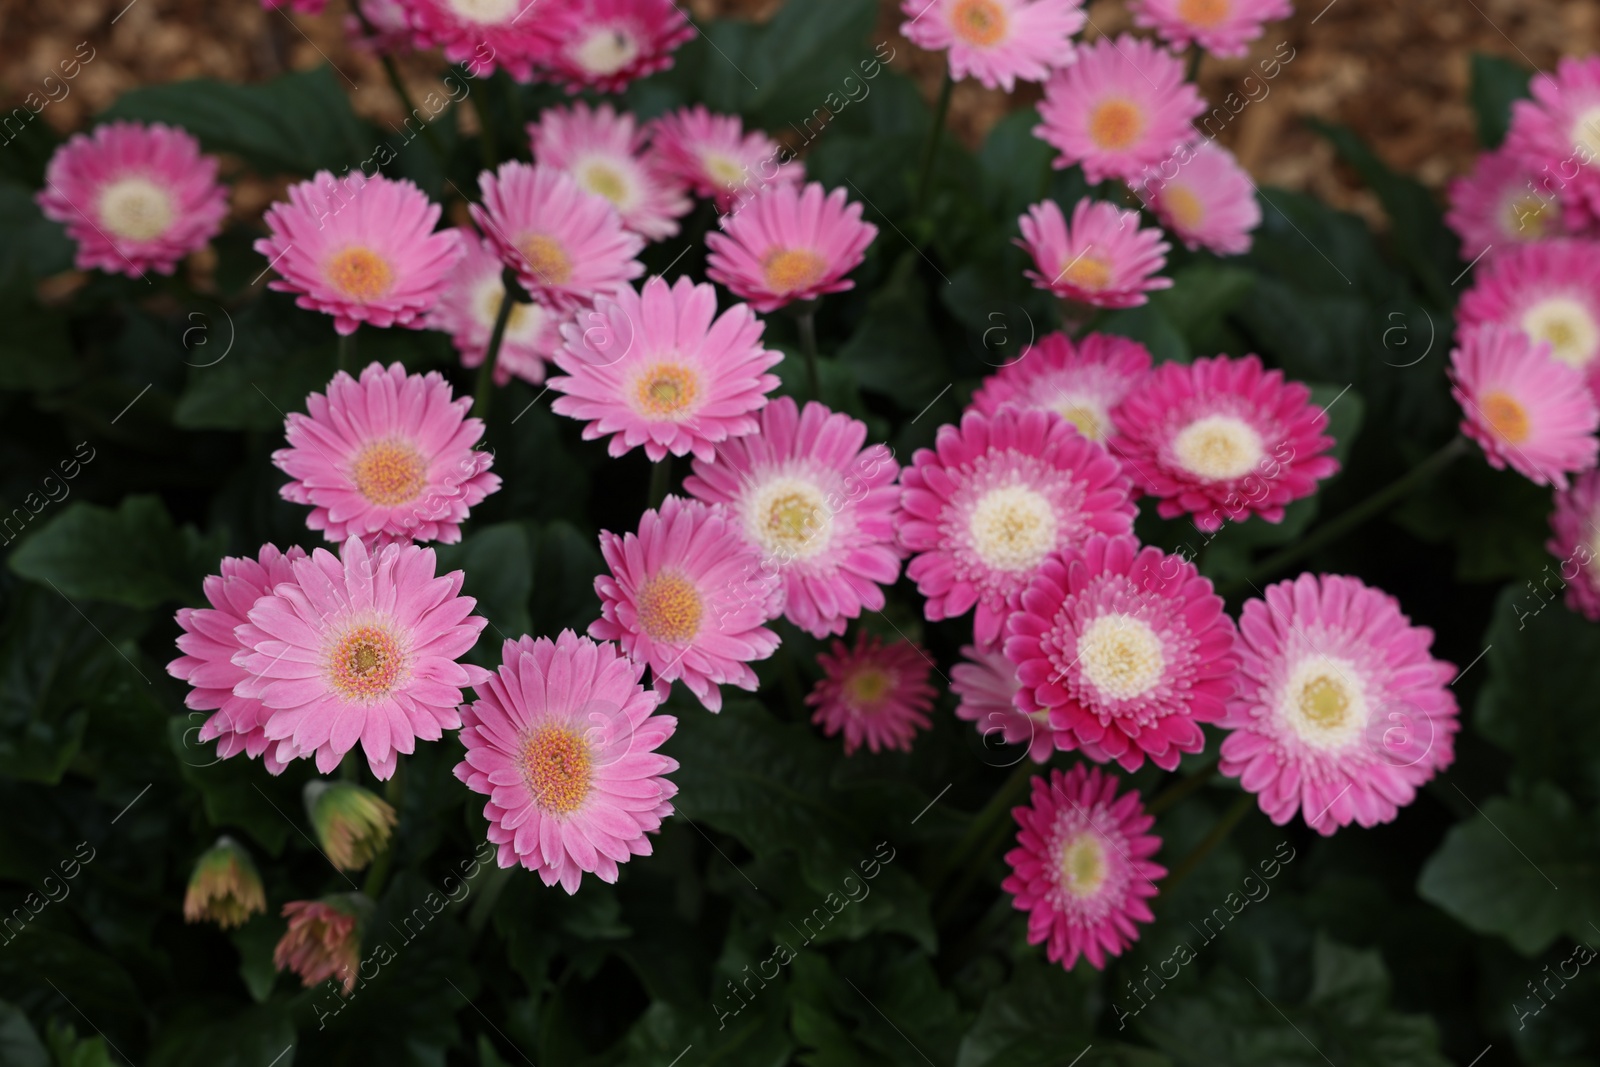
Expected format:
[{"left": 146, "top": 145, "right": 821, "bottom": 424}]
[
  {"left": 304, "top": 780, "right": 397, "bottom": 872},
  {"left": 182, "top": 835, "right": 266, "bottom": 929},
  {"left": 273, "top": 894, "right": 370, "bottom": 994}
]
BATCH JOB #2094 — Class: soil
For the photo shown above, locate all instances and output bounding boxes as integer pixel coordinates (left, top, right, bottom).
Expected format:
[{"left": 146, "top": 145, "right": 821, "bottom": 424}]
[{"left": 4, "top": 0, "right": 1599, "bottom": 230}]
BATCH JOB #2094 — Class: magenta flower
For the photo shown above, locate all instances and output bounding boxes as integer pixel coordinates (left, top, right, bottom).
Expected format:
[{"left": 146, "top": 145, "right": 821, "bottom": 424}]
[
  {"left": 1507, "top": 56, "right": 1600, "bottom": 232},
  {"left": 535, "top": 0, "right": 695, "bottom": 94},
  {"left": 471, "top": 161, "right": 645, "bottom": 311},
  {"left": 648, "top": 105, "right": 803, "bottom": 215},
  {"left": 1548, "top": 469, "right": 1600, "bottom": 620},
  {"left": 549, "top": 275, "right": 782, "bottom": 462},
  {"left": 1219, "top": 573, "right": 1459, "bottom": 835},
  {"left": 456, "top": 631, "right": 679, "bottom": 893},
  {"left": 529, "top": 101, "right": 692, "bottom": 240},
  {"left": 1035, "top": 34, "right": 1205, "bottom": 184},
  {"left": 705, "top": 182, "right": 878, "bottom": 313},
  {"left": 403, "top": 0, "right": 550, "bottom": 80},
  {"left": 168, "top": 544, "right": 307, "bottom": 774},
  {"left": 1017, "top": 198, "right": 1172, "bottom": 309},
  {"left": 1002, "top": 765, "right": 1165, "bottom": 971},
  {"left": 425, "top": 232, "right": 564, "bottom": 388},
  {"left": 273, "top": 362, "right": 500, "bottom": 545},
  {"left": 900, "top": 408, "right": 1135, "bottom": 647},
  {"left": 806, "top": 633, "right": 936, "bottom": 755},
  {"left": 682, "top": 396, "right": 902, "bottom": 638},
  {"left": 951, "top": 643, "right": 1056, "bottom": 764},
  {"left": 1135, "top": 139, "right": 1261, "bottom": 256},
  {"left": 968, "top": 331, "right": 1152, "bottom": 445},
  {"left": 591, "top": 496, "right": 781, "bottom": 712},
  {"left": 898, "top": 0, "right": 1086, "bottom": 92},
  {"left": 235, "top": 536, "right": 489, "bottom": 780},
  {"left": 1128, "top": 0, "right": 1291, "bottom": 58},
  {"left": 1451, "top": 323, "right": 1599, "bottom": 488},
  {"left": 1457, "top": 238, "right": 1600, "bottom": 401},
  {"left": 37, "top": 120, "right": 228, "bottom": 278},
  {"left": 255, "top": 172, "right": 463, "bottom": 336},
  {"left": 1445, "top": 144, "right": 1568, "bottom": 261},
  {"left": 1004, "top": 534, "right": 1238, "bottom": 772},
  {"left": 1113, "top": 354, "right": 1339, "bottom": 532}
]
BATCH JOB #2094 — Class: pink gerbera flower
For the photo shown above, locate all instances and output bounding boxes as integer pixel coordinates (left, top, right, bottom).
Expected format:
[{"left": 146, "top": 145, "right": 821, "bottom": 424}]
[
  {"left": 347, "top": 0, "right": 413, "bottom": 53},
  {"left": 682, "top": 397, "right": 902, "bottom": 638},
  {"left": 535, "top": 0, "right": 695, "bottom": 94},
  {"left": 274, "top": 898, "right": 363, "bottom": 994},
  {"left": 1548, "top": 469, "right": 1600, "bottom": 620},
  {"left": 255, "top": 171, "right": 463, "bottom": 336},
  {"left": 1005, "top": 534, "right": 1238, "bottom": 772},
  {"left": 1035, "top": 34, "right": 1204, "bottom": 184},
  {"left": 37, "top": 120, "right": 228, "bottom": 278},
  {"left": 1507, "top": 56, "right": 1600, "bottom": 232},
  {"left": 705, "top": 182, "right": 878, "bottom": 313},
  {"left": 403, "top": 0, "right": 549, "bottom": 80},
  {"left": 1457, "top": 239, "right": 1600, "bottom": 401},
  {"left": 969, "top": 331, "right": 1152, "bottom": 445},
  {"left": 529, "top": 102, "right": 692, "bottom": 241},
  {"left": 1450, "top": 323, "right": 1600, "bottom": 488},
  {"left": 426, "top": 232, "right": 563, "bottom": 388},
  {"left": 1017, "top": 198, "right": 1172, "bottom": 309},
  {"left": 471, "top": 161, "right": 645, "bottom": 311},
  {"left": 1002, "top": 765, "right": 1165, "bottom": 971},
  {"left": 591, "top": 496, "right": 781, "bottom": 712},
  {"left": 1134, "top": 139, "right": 1261, "bottom": 256},
  {"left": 168, "top": 545, "right": 307, "bottom": 774},
  {"left": 806, "top": 633, "right": 936, "bottom": 755},
  {"left": 898, "top": 0, "right": 1087, "bottom": 93},
  {"left": 1113, "top": 354, "right": 1339, "bottom": 532},
  {"left": 951, "top": 643, "right": 1057, "bottom": 763},
  {"left": 1445, "top": 145, "right": 1569, "bottom": 261},
  {"left": 455, "top": 631, "right": 679, "bottom": 893},
  {"left": 1218, "top": 573, "right": 1459, "bottom": 835},
  {"left": 235, "top": 535, "right": 489, "bottom": 779},
  {"left": 548, "top": 275, "right": 782, "bottom": 461},
  {"left": 1128, "top": 0, "right": 1290, "bottom": 58},
  {"left": 900, "top": 408, "right": 1136, "bottom": 647},
  {"left": 647, "top": 105, "right": 803, "bottom": 215},
  {"left": 274, "top": 362, "right": 500, "bottom": 545}
]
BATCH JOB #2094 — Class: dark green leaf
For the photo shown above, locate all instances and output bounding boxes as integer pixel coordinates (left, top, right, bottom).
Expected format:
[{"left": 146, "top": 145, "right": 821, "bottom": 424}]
[{"left": 1469, "top": 53, "right": 1533, "bottom": 150}]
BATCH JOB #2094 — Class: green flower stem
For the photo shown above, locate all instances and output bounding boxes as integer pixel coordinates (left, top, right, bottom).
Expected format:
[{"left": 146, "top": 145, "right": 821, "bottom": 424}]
[
  {"left": 1225, "top": 436, "right": 1468, "bottom": 595},
  {"left": 466, "top": 87, "right": 497, "bottom": 171},
  {"left": 914, "top": 70, "right": 954, "bottom": 217},
  {"left": 1146, "top": 755, "right": 1220, "bottom": 817},
  {"left": 361, "top": 762, "right": 404, "bottom": 899},
  {"left": 929, "top": 761, "right": 1036, "bottom": 898},
  {"left": 797, "top": 306, "right": 820, "bottom": 400},
  {"left": 1186, "top": 43, "right": 1204, "bottom": 83},
  {"left": 336, "top": 329, "right": 355, "bottom": 374},
  {"left": 648, "top": 455, "right": 673, "bottom": 509},
  {"left": 1158, "top": 792, "right": 1255, "bottom": 901},
  {"left": 472, "top": 268, "right": 518, "bottom": 420}
]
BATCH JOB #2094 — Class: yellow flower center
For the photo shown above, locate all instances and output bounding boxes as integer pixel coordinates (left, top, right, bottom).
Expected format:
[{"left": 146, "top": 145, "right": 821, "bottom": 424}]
[
  {"left": 1502, "top": 194, "right": 1552, "bottom": 239},
  {"left": 950, "top": 0, "right": 1008, "bottom": 46},
  {"left": 632, "top": 362, "right": 701, "bottom": 419},
  {"left": 1282, "top": 656, "right": 1366, "bottom": 750},
  {"left": 1481, "top": 390, "right": 1529, "bottom": 444},
  {"left": 1162, "top": 184, "right": 1207, "bottom": 231},
  {"left": 1077, "top": 613, "right": 1165, "bottom": 701},
  {"left": 578, "top": 159, "right": 634, "bottom": 210},
  {"left": 351, "top": 439, "right": 428, "bottom": 506},
  {"left": 521, "top": 725, "right": 594, "bottom": 815},
  {"left": 761, "top": 247, "right": 829, "bottom": 295},
  {"left": 1298, "top": 675, "right": 1349, "bottom": 730},
  {"left": 1568, "top": 105, "right": 1600, "bottom": 161},
  {"left": 519, "top": 234, "right": 573, "bottom": 286},
  {"left": 703, "top": 152, "right": 747, "bottom": 190},
  {"left": 637, "top": 572, "right": 703, "bottom": 644},
  {"left": 573, "top": 27, "right": 639, "bottom": 76},
  {"left": 969, "top": 484, "right": 1058, "bottom": 572},
  {"left": 1521, "top": 297, "right": 1600, "bottom": 369},
  {"left": 1059, "top": 834, "right": 1109, "bottom": 898},
  {"left": 325, "top": 247, "right": 395, "bottom": 302},
  {"left": 329, "top": 624, "right": 404, "bottom": 701},
  {"left": 1176, "top": 0, "right": 1231, "bottom": 27},
  {"left": 1060, "top": 253, "right": 1113, "bottom": 292},
  {"left": 1055, "top": 401, "right": 1107, "bottom": 441},
  {"left": 1171, "top": 414, "right": 1264, "bottom": 481},
  {"left": 748, "top": 478, "right": 831, "bottom": 559},
  {"left": 98, "top": 177, "right": 174, "bottom": 241},
  {"left": 843, "top": 666, "right": 893, "bottom": 711},
  {"left": 1088, "top": 99, "right": 1146, "bottom": 151}
]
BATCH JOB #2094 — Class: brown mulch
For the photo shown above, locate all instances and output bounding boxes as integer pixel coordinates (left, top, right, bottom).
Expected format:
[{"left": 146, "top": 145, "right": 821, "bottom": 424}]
[{"left": 4, "top": 0, "right": 1599, "bottom": 229}]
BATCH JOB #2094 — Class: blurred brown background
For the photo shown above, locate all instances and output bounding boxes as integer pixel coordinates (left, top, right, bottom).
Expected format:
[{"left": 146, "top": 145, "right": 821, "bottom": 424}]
[{"left": 4, "top": 0, "right": 1595, "bottom": 230}]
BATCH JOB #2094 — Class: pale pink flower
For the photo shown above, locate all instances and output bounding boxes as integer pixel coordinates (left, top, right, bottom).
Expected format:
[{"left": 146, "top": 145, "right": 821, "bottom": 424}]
[
  {"left": 898, "top": 0, "right": 1087, "bottom": 92},
  {"left": 1129, "top": 0, "right": 1291, "bottom": 59},
  {"left": 951, "top": 643, "right": 1056, "bottom": 764},
  {"left": 1507, "top": 56, "right": 1600, "bottom": 233},
  {"left": 1444, "top": 144, "right": 1570, "bottom": 261},
  {"left": 807, "top": 633, "right": 936, "bottom": 755},
  {"left": 1134, "top": 139, "right": 1261, "bottom": 256},
  {"left": 426, "top": 232, "right": 563, "bottom": 387},
  {"left": 1017, "top": 198, "right": 1172, "bottom": 308},
  {"left": 1457, "top": 238, "right": 1600, "bottom": 402},
  {"left": 705, "top": 182, "right": 878, "bottom": 313},
  {"left": 968, "top": 330, "right": 1152, "bottom": 445},
  {"left": 1547, "top": 469, "right": 1600, "bottom": 621},
  {"left": 648, "top": 105, "right": 803, "bottom": 215},
  {"left": 529, "top": 101, "right": 692, "bottom": 240}
]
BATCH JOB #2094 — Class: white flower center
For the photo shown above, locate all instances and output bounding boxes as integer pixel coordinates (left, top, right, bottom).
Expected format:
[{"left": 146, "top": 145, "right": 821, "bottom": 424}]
[
  {"left": 576, "top": 157, "right": 639, "bottom": 212},
  {"left": 1171, "top": 413, "right": 1264, "bottom": 481},
  {"left": 1521, "top": 296, "right": 1600, "bottom": 369},
  {"left": 703, "top": 152, "right": 747, "bottom": 189},
  {"left": 1059, "top": 833, "right": 1109, "bottom": 899},
  {"left": 968, "top": 484, "right": 1057, "bottom": 572},
  {"left": 1051, "top": 396, "right": 1108, "bottom": 441},
  {"left": 1280, "top": 655, "right": 1367, "bottom": 751},
  {"left": 573, "top": 27, "right": 639, "bottom": 75},
  {"left": 1076, "top": 613, "right": 1165, "bottom": 701},
  {"left": 744, "top": 475, "right": 832, "bottom": 561},
  {"left": 447, "top": 0, "right": 518, "bottom": 22},
  {"left": 98, "top": 177, "right": 175, "bottom": 241},
  {"left": 1568, "top": 105, "right": 1600, "bottom": 161}
]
